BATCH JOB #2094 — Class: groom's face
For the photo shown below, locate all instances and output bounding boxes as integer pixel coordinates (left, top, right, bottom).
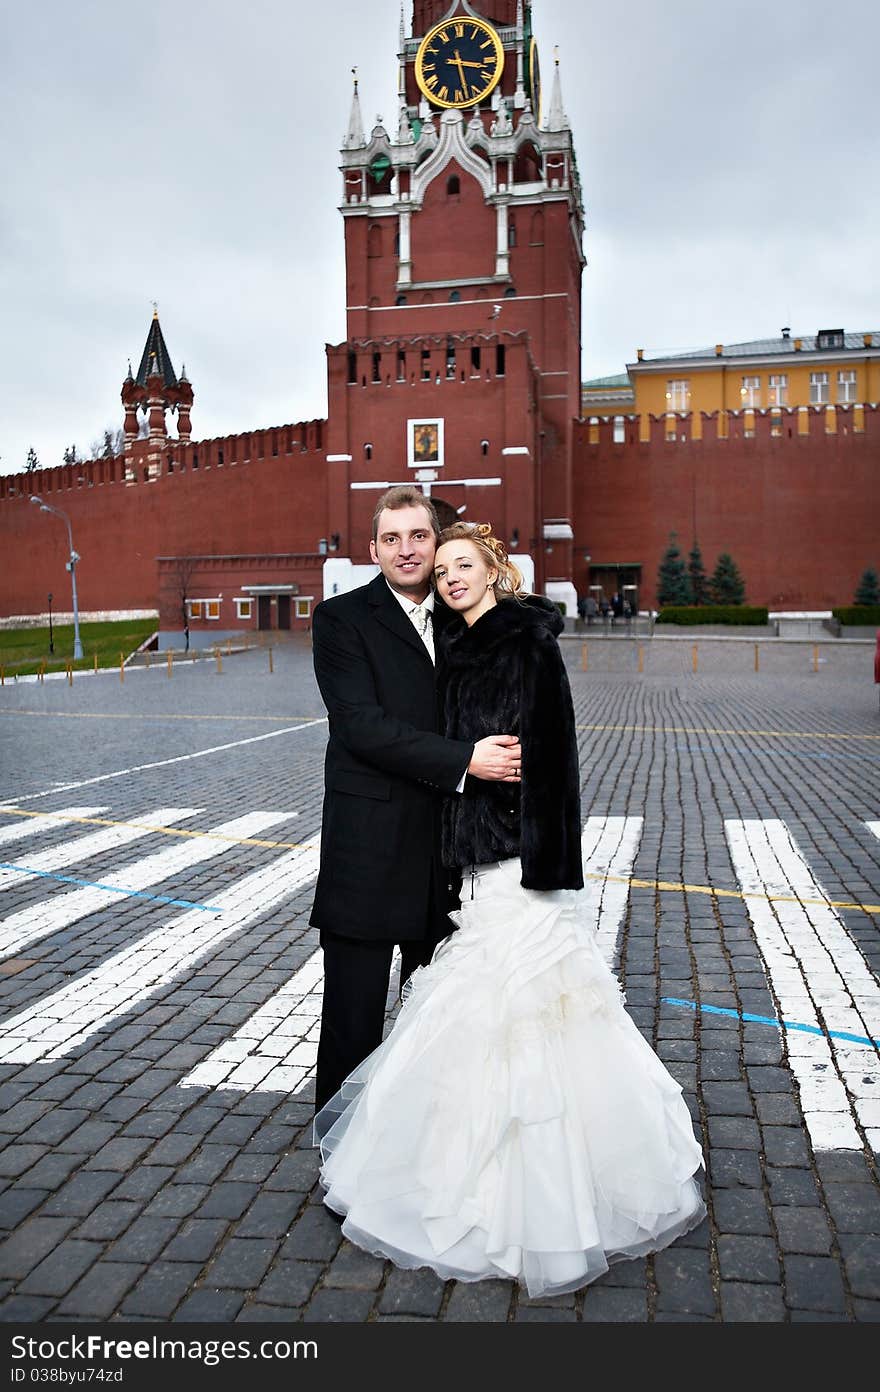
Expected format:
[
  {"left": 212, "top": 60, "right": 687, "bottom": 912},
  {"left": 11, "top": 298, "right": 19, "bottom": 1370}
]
[{"left": 370, "top": 505, "right": 437, "bottom": 601}]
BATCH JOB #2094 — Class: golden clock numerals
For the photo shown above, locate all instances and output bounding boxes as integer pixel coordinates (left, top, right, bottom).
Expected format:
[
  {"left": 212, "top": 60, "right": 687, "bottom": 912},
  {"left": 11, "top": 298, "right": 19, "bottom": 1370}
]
[{"left": 415, "top": 17, "right": 503, "bottom": 108}]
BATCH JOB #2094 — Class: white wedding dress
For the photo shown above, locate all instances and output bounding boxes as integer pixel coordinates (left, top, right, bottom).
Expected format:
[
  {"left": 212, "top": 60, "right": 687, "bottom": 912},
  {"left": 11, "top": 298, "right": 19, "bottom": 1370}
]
[{"left": 315, "top": 857, "right": 706, "bottom": 1298}]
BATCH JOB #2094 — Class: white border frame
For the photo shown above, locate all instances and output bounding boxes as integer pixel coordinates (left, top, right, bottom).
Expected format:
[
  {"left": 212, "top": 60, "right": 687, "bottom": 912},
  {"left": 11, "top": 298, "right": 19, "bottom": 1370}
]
[{"left": 407, "top": 417, "right": 445, "bottom": 470}]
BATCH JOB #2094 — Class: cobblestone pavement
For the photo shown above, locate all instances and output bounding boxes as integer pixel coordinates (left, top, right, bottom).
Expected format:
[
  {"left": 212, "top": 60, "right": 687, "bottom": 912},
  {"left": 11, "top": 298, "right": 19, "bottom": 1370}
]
[{"left": 0, "top": 633, "right": 877, "bottom": 1324}]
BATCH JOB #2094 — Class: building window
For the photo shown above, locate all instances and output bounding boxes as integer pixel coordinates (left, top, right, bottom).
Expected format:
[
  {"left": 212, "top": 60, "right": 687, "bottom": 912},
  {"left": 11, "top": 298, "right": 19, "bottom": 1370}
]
[
  {"left": 495, "top": 344, "right": 505, "bottom": 377},
  {"left": 395, "top": 293, "right": 407, "bottom": 306},
  {"left": 421, "top": 349, "right": 431, "bottom": 380},
  {"left": 397, "top": 349, "right": 406, "bottom": 380},
  {"left": 768, "top": 373, "right": 788, "bottom": 407},
  {"left": 740, "top": 375, "right": 761, "bottom": 408},
  {"left": 446, "top": 339, "right": 456, "bottom": 378},
  {"left": 837, "top": 369, "right": 857, "bottom": 403},
  {"left": 613, "top": 416, "right": 625, "bottom": 443},
  {"left": 234, "top": 598, "right": 253, "bottom": 620},
  {"left": 810, "top": 372, "right": 829, "bottom": 404},
  {"left": 446, "top": 175, "right": 460, "bottom": 196},
  {"left": 817, "top": 329, "right": 844, "bottom": 350},
  {"left": 508, "top": 216, "right": 517, "bottom": 248},
  {"left": 372, "top": 351, "right": 381, "bottom": 383},
  {"left": 188, "top": 598, "right": 220, "bottom": 620},
  {"left": 295, "top": 598, "right": 313, "bottom": 620},
  {"left": 449, "top": 289, "right": 460, "bottom": 302},
  {"left": 666, "top": 379, "right": 689, "bottom": 412},
  {"left": 470, "top": 346, "right": 481, "bottom": 376}
]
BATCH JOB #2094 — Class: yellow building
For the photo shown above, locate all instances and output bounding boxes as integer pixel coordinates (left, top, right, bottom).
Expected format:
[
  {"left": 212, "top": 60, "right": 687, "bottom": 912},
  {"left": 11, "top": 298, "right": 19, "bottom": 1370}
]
[{"left": 627, "top": 327, "right": 880, "bottom": 418}]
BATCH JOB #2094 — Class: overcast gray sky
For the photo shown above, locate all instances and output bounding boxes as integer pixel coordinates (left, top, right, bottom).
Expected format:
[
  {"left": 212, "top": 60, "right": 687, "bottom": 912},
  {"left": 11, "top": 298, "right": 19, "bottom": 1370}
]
[{"left": 1, "top": 0, "right": 877, "bottom": 475}]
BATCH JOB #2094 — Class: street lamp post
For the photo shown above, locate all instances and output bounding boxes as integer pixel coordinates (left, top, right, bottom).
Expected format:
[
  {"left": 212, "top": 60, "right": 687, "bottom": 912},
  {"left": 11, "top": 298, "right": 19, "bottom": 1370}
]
[
  {"left": 47, "top": 592, "right": 54, "bottom": 654},
  {"left": 30, "top": 497, "right": 83, "bottom": 660}
]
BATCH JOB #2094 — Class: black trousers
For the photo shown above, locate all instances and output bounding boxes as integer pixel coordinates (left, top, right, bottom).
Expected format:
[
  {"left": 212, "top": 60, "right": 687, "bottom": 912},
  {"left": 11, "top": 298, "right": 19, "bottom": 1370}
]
[{"left": 314, "top": 932, "right": 435, "bottom": 1112}]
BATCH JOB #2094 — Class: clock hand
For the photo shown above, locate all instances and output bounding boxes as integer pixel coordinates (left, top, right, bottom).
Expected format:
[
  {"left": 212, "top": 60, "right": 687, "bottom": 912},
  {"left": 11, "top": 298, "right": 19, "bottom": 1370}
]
[{"left": 451, "top": 50, "right": 468, "bottom": 90}]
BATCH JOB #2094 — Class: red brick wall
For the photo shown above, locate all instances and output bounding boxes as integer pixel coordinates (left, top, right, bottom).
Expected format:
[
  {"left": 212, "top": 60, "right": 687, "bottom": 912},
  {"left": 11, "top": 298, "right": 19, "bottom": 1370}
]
[
  {"left": 0, "top": 423, "right": 328, "bottom": 617},
  {"left": 573, "top": 407, "right": 880, "bottom": 609}
]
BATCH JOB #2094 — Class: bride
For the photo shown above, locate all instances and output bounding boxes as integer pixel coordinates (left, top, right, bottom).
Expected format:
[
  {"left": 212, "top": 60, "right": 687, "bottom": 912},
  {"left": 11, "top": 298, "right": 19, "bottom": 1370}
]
[{"left": 314, "top": 521, "right": 706, "bottom": 1297}]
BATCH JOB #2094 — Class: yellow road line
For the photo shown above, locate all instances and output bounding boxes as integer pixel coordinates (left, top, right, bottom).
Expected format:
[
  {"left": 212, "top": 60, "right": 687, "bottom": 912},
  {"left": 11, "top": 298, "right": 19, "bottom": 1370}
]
[
  {"left": 585, "top": 869, "right": 880, "bottom": 916},
  {"left": 0, "top": 806, "right": 309, "bottom": 850},
  {"left": 576, "top": 722, "right": 880, "bottom": 743},
  {"left": 0, "top": 711, "right": 317, "bottom": 724},
  {"left": 3, "top": 807, "right": 876, "bottom": 916}
]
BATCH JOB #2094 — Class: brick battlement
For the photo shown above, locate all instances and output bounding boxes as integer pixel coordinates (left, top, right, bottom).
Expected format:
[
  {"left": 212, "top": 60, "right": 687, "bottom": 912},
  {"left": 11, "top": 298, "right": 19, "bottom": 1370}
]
[
  {"left": 578, "top": 402, "right": 879, "bottom": 449},
  {"left": 0, "top": 419, "right": 327, "bottom": 502}
]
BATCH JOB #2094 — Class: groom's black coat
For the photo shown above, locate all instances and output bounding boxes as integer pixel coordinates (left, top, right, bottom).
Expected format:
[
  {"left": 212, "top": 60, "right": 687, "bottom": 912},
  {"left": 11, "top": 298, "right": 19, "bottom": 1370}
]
[{"left": 310, "top": 573, "right": 472, "bottom": 942}]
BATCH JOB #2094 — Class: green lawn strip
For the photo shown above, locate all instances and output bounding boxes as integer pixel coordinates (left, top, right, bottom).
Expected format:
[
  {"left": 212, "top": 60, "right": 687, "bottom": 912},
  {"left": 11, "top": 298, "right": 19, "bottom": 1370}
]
[{"left": 0, "top": 619, "right": 158, "bottom": 677}]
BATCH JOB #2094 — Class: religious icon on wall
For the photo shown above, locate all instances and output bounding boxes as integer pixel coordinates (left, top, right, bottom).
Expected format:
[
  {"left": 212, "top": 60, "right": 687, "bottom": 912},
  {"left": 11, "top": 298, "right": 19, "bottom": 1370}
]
[{"left": 408, "top": 418, "right": 444, "bottom": 469}]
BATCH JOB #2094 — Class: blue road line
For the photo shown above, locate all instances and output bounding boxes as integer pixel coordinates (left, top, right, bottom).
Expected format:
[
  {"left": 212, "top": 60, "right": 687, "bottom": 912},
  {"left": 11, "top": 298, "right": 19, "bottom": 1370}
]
[
  {"left": 0, "top": 862, "right": 222, "bottom": 913},
  {"left": 662, "top": 996, "right": 880, "bottom": 1049}
]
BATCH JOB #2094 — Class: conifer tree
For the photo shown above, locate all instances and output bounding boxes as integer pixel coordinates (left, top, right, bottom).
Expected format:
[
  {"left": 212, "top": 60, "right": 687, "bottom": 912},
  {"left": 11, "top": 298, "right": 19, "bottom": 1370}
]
[
  {"left": 25, "top": 446, "right": 39, "bottom": 472},
  {"left": 687, "top": 541, "right": 709, "bottom": 606},
  {"left": 854, "top": 568, "right": 880, "bottom": 605},
  {"left": 656, "top": 533, "right": 692, "bottom": 606},
  {"left": 710, "top": 553, "right": 746, "bottom": 605}
]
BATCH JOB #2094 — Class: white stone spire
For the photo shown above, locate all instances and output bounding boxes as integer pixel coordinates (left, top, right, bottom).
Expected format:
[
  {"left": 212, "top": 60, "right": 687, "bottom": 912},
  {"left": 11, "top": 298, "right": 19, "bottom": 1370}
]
[
  {"left": 343, "top": 69, "right": 366, "bottom": 149},
  {"left": 514, "top": 0, "right": 526, "bottom": 108},
  {"left": 397, "top": 2, "right": 413, "bottom": 143},
  {"left": 545, "top": 49, "right": 568, "bottom": 132}
]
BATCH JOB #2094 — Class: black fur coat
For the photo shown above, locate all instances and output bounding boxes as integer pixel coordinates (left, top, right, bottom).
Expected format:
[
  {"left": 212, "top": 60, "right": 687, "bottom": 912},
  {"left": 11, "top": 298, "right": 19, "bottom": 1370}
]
[{"left": 438, "top": 596, "right": 584, "bottom": 891}]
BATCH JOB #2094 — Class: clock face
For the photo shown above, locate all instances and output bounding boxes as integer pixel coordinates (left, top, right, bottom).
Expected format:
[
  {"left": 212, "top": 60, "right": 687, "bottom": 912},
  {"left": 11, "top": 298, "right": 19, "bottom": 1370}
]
[
  {"left": 528, "top": 37, "right": 541, "bottom": 122},
  {"left": 415, "top": 17, "right": 504, "bottom": 110}
]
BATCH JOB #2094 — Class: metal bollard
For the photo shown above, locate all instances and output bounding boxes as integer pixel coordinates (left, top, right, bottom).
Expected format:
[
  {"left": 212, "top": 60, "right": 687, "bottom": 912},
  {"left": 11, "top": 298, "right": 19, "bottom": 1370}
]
[
  {"left": 637, "top": 646, "right": 644, "bottom": 674},
  {"left": 215, "top": 647, "right": 223, "bottom": 674},
  {"left": 581, "top": 642, "right": 588, "bottom": 671},
  {"left": 120, "top": 654, "right": 125, "bottom": 683},
  {"left": 692, "top": 644, "right": 698, "bottom": 674},
  {"left": 167, "top": 650, "right": 173, "bottom": 678},
  {"left": 813, "top": 644, "right": 819, "bottom": 673},
  {"left": 268, "top": 646, "right": 274, "bottom": 674},
  {"left": 67, "top": 662, "right": 73, "bottom": 686},
  {"left": 754, "top": 643, "right": 760, "bottom": 672},
  {"left": 93, "top": 652, "right": 98, "bottom": 673}
]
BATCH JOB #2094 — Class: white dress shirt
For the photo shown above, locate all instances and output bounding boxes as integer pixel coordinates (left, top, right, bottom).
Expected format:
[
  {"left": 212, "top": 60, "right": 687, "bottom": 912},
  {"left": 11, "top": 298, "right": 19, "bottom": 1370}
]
[{"left": 387, "top": 582, "right": 435, "bottom": 663}]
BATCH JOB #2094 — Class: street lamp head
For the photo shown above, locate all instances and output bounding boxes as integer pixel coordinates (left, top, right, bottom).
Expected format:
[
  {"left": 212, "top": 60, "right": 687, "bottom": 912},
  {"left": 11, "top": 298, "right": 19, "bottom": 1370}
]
[{"left": 29, "top": 495, "right": 43, "bottom": 506}]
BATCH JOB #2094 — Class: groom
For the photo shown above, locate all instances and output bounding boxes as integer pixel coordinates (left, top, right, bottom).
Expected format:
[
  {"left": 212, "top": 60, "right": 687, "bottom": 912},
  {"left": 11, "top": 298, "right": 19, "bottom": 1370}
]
[{"left": 310, "top": 485, "right": 521, "bottom": 1113}]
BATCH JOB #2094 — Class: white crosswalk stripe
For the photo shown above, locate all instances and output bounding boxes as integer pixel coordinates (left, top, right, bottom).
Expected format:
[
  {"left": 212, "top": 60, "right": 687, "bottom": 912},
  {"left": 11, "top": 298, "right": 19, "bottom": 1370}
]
[
  {"left": 0, "top": 836, "right": 320, "bottom": 1064},
  {"left": 180, "top": 816, "right": 644, "bottom": 1096},
  {"left": 581, "top": 816, "right": 644, "bottom": 963},
  {"left": 726, "top": 818, "right": 880, "bottom": 1152},
  {"left": 0, "top": 810, "right": 289, "bottom": 960},
  {"left": 0, "top": 808, "right": 109, "bottom": 849},
  {"left": 0, "top": 808, "right": 203, "bottom": 893}
]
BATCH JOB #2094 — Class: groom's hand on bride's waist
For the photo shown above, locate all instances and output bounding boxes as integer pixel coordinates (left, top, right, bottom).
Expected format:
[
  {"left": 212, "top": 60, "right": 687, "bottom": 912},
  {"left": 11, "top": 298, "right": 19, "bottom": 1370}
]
[{"left": 467, "top": 735, "right": 522, "bottom": 782}]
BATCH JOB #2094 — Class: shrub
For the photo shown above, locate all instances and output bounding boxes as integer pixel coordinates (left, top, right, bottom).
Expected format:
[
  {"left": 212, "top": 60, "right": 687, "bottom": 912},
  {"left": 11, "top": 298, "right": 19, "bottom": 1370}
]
[
  {"left": 831, "top": 605, "right": 880, "bottom": 627},
  {"left": 655, "top": 606, "right": 769, "bottom": 626}
]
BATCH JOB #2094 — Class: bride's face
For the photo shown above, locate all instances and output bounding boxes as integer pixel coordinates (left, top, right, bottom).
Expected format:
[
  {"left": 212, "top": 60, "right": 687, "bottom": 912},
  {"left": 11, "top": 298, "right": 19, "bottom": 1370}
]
[{"left": 434, "top": 539, "right": 498, "bottom": 626}]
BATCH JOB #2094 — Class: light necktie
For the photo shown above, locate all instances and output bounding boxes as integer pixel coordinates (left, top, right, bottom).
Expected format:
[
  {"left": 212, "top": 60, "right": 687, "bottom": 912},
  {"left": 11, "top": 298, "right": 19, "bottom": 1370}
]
[{"left": 411, "top": 603, "right": 430, "bottom": 638}]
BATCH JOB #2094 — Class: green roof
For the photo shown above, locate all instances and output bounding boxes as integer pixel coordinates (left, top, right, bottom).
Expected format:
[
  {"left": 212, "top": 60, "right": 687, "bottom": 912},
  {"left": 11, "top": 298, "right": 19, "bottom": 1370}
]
[{"left": 581, "top": 373, "right": 631, "bottom": 389}]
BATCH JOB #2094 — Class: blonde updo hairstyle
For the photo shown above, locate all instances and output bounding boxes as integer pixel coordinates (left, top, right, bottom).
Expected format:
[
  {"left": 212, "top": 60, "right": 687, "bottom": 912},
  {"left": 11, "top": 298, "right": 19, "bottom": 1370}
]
[{"left": 437, "top": 522, "right": 529, "bottom": 600}]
